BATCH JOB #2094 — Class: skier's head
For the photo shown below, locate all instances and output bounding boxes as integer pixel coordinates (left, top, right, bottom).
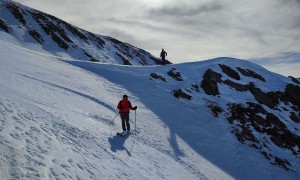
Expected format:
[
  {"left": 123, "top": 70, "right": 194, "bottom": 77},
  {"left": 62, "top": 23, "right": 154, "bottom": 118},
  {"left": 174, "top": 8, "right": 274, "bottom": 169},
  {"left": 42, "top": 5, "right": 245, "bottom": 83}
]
[{"left": 123, "top": 95, "right": 128, "bottom": 99}]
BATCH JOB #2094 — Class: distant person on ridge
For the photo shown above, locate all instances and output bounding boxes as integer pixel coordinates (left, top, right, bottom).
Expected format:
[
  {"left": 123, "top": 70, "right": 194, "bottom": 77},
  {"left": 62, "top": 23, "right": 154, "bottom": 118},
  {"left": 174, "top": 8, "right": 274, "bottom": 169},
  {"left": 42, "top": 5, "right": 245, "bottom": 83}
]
[
  {"left": 160, "top": 48, "right": 167, "bottom": 65},
  {"left": 117, "top": 95, "right": 137, "bottom": 134}
]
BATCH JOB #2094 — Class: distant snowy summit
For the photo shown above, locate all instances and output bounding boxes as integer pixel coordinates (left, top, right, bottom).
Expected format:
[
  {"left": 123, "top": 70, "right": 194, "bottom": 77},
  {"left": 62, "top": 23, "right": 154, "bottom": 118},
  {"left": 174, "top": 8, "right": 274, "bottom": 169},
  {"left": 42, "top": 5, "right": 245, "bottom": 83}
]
[{"left": 0, "top": 0, "right": 168, "bottom": 65}]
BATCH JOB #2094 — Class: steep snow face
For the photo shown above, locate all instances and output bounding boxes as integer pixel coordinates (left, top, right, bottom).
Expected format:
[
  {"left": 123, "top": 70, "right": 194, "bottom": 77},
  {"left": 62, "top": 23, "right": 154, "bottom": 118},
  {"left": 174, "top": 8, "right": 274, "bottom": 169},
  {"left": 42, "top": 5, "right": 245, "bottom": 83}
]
[
  {"left": 0, "top": 40, "right": 200, "bottom": 180},
  {"left": 1, "top": 39, "right": 300, "bottom": 180},
  {"left": 0, "top": 0, "right": 160, "bottom": 65}
]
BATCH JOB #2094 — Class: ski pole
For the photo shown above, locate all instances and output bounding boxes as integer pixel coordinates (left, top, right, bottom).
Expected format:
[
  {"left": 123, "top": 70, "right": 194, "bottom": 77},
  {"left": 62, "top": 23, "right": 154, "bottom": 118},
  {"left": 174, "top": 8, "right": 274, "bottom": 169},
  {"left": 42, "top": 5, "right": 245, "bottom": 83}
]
[
  {"left": 134, "top": 109, "right": 137, "bottom": 134},
  {"left": 109, "top": 112, "right": 119, "bottom": 136},
  {"left": 111, "top": 112, "right": 119, "bottom": 125}
]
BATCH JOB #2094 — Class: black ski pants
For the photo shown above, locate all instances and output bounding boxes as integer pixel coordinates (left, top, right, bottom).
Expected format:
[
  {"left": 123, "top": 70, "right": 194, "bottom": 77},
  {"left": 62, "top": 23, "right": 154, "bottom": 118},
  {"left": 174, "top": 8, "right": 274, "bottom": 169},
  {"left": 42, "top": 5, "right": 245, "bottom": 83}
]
[{"left": 120, "top": 113, "right": 130, "bottom": 131}]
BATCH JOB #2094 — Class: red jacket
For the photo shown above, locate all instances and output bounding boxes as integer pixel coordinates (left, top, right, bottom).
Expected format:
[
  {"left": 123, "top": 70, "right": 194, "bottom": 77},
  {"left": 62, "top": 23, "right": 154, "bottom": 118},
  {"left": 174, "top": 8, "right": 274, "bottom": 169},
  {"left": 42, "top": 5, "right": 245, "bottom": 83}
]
[{"left": 117, "top": 99, "right": 134, "bottom": 113}]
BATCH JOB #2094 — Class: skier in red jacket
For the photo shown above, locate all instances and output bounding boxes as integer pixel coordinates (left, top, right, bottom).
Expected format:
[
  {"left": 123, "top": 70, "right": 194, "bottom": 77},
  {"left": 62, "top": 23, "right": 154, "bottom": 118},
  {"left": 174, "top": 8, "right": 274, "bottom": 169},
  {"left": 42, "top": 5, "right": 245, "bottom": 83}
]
[{"left": 117, "top": 95, "right": 137, "bottom": 134}]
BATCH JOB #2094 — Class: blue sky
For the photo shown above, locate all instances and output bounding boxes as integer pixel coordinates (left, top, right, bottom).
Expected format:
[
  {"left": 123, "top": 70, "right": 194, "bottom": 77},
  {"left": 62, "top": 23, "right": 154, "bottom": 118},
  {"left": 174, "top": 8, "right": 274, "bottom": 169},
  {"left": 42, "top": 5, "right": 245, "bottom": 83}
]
[{"left": 13, "top": 0, "right": 300, "bottom": 66}]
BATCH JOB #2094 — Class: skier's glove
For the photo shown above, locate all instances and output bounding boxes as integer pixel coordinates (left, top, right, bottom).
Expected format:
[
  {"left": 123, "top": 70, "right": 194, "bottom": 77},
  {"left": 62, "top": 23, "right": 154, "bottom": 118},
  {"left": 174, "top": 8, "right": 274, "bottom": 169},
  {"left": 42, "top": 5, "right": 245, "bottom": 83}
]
[{"left": 133, "top": 106, "right": 137, "bottom": 110}]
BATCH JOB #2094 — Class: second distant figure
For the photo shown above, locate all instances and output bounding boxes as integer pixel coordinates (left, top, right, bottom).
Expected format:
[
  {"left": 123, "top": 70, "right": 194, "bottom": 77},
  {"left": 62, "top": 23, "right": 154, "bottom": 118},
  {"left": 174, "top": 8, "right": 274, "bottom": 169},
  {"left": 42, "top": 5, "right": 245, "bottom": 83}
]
[{"left": 160, "top": 48, "right": 167, "bottom": 65}]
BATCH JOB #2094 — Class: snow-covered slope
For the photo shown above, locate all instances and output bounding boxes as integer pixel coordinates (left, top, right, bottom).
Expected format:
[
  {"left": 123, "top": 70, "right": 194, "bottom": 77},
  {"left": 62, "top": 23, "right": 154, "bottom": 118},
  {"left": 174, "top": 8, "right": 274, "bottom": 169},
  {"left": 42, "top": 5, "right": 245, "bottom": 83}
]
[
  {"left": 0, "top": 0, "right": 163, "bottom": 65},
  {"left": 1, "top": 38, "right": 300, "bottom": 179},
  {"left": 1, "top": 0, "right": 300, "bottom": 179},
  {"left": 0, "top": 40, "right": 198, "bottom": 180}
]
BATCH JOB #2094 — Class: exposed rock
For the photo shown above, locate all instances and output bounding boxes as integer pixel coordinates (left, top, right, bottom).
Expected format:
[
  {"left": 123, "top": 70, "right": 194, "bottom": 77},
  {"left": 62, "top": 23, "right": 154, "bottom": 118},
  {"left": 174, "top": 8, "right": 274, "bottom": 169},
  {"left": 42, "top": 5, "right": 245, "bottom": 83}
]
[
  {"left": 289, "top": 76, "right": 300, "bottom": 85},
  {"left": 266, "top": 113, "right": 286, "bottom": 129},
  {"left": 191, "top": 83, "right": 200, "bottom": 92},
  {"left": 206, "top": 101, "right": 223, "bottom": 117},
  {"left": 237, "top": 67, "right": 265, "bottom": 82},
  {"left": 28, "top": 29, "right": 44, "bottom": 44},
  {"left": 290, "top": 112, "right": 300, "bottom": 123},
  {"left": 88, "top": 32, "right": 105, "bottom": 48},
  {"left": 0, "top": 18, "right": 11, "bottom": 33},
  {"left": 150, "top": 57, "right": 163, "bottom": 65},
  {"left": 154, "top": 58, "right": 172, "bottom": 65},
  {"left": 132, "top": 50, "right": 147, "bottom": 65},
  {"left": 64, "top": 24, "right": 88, "bottom": 43},
  {"left": 223, "top": 79, "right": 248, "bottom": 92},
  {"left": 1, "top": 1, "right": 160, "bottom": 65},
  {"left": 227, "top": 102, "right": 300, "bottom": 171},
  {"left": 248, "top": 82, "right": 279, "bottom": 109},
  {"left": 116, "top": 52, "right": 132, "bottom": 65},
  {"left": 284, "top": 84, "right": 300, "bottom": 109},
  {"left": 30, "top": 10, "right": 71, "bottom": 50},
  {"left": 201, "top": 69, "right": 222, "bottom": 96},
  {"left": 82, "top": 52, "right": 100, "bottom": 62},
  {"left": 273, "top": 156, "right": 292, "bottom": 171},
  {"left": 113, "top": 44, "right": 133, "bottom": 59},
  {"left": 219, "top": 64, "right": 240, "bottom": 80},
  {"left": 172, "top": 89, "right": 192, "bottom": 100},
  {"left": 6, "top": 2, "right": 26, "bottom": 25},
  {"left": 167, "top": 68, "right": 183, "bottom": 81},
  {"left": 150, "top": 73, "right": 166, "bottom": 82},
  {"left": 90, "top": 58, "right": 99, "bottom": 62}
]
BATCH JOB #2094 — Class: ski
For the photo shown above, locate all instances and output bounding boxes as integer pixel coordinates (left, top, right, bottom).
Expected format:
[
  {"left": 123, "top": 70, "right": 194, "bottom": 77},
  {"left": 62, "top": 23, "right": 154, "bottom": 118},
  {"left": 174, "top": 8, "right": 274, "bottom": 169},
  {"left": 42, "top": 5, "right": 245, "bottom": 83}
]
[{"left": 116, "top": 132, "right": 131, "bottom": 136}]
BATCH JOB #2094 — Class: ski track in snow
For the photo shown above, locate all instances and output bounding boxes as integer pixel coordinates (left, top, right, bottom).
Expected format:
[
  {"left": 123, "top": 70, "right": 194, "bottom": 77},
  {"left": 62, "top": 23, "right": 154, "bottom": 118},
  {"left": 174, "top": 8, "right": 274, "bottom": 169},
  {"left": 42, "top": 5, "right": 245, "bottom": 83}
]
[{"left": 0, "top": 96, "right": 203, "bottom": 180}]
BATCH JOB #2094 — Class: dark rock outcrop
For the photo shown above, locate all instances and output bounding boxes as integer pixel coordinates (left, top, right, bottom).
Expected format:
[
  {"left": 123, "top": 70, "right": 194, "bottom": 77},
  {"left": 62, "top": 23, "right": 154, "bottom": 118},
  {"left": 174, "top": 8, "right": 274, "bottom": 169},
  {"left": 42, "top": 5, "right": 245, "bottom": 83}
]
[
  {"left": 227, "top": 102, "right": 300, "bottom": 171},
  {"left": 289, "top": 76, "right": 300, "bottom": 85},
  {"left": 206, "top": 100, "right": 223, "bottom": 117},
  {"left": 150, "top": 73, "right": 166, "bottom": 82},
  {"left": 191, "top": 83, "right": 200, "bottom": 92},
  {"left": 219, "top": 64, "right": 240, "bottom": 80},
  {"left": 200, "top": 64, "right": 300, "bottom": 171},
  {"left": 28, "top": 29, "right": 44, "bottom": 44},
  {"left": 237, "top": 67, "right": 265, "bottom": 82},
  {"left": 1, "top": 1, "right": 160, "bottom": 65},
  {"left": 290, "top": 112, "right": 300, "bottom": 123},
  {"left": 30, "top": 10, "right": 71, "bottom": 50},
  {"left": 284, "top": 84, "right": 300, "bottom": 109},
  {"left": 5, "top": 2, "right": 26, "bottom": 26},
  {"left": 223, "top": 79, "right": 248, "bottom": 92},
  {"left": 173, "top": 89, "right": 192, "bottom": 100},
  {"left": 116, "top": 52, "right": 132, "bottom": 65},
  {"left": 248, "top": 82, "right": 280, "bottom": 109},
  {"left": 0, "top": 18, "right": 11, "bottom": 33},
  {"left": 167, "top": 68, "right": 183, "bottom": 81},
  {"left": 201, "top": 69, "right": 222, "bottom": 96}
]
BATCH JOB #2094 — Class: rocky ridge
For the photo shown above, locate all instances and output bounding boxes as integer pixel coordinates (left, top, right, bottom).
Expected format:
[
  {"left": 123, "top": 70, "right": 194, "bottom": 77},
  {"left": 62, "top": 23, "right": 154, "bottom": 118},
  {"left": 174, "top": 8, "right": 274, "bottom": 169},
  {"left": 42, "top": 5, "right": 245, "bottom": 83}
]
[
  {"left": 149, "top": 60, "right": 300, "bottom": 171},
  {"left": 0, "top": 0, "right": 170, "bottom": 65}
]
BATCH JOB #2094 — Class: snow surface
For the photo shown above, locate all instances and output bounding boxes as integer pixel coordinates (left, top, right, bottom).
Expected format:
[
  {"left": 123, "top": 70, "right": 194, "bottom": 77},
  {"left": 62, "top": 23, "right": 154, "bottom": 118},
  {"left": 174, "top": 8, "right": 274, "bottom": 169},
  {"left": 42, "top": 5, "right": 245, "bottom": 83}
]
[{"left": 1, "top": 38, "right": 299, "bottom": 180}]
